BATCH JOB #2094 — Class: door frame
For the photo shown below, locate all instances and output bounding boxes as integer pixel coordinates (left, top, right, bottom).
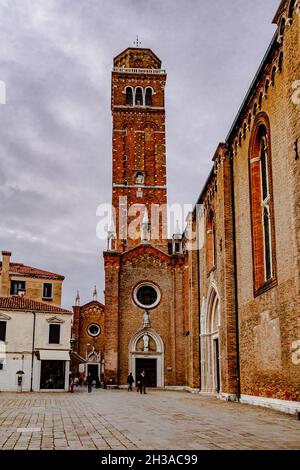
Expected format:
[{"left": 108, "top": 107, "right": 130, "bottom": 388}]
[
  {"left": 135, "top": 357, "right": 158, "bottom": 387},
  {"left": 212, "top": 334, "right": 221, "bottom": 393},
  {"left": 86, "top": 363, "right": 100, "bottom": 379},
  {"left": 129, "top": 329, "right": 164, "bottom": 387}
]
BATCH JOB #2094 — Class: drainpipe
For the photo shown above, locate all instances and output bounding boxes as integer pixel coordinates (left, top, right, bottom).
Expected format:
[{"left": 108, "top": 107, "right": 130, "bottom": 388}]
[
  {"left": 229, "top": 149, "right": 241, "bottom": 400},
  {"left": 197, "top": 244, "right": 202, "bottom": 392},
  {"left": 30, "top": 311, "right": 36, "bottom": 392}
]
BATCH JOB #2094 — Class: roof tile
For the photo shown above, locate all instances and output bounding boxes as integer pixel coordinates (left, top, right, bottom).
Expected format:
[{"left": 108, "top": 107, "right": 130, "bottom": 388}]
[
  {"left": 0, "top": 296, "right": 71, "bottom": 313},
  {"left": 0, "top": 262, "right": 64, "bottom": 280}
]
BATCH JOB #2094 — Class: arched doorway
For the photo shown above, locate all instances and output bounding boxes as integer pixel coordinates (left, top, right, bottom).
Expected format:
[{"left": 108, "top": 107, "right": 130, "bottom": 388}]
[
  {"left": 129, "top": 329, "right": 164, "bottom": 387},
  {"left": 201, "top": 286, "right": 221, "bottom": 394}
]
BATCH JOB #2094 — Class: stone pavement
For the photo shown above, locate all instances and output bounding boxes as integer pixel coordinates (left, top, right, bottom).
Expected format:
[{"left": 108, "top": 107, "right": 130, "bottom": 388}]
[{"left": 0, "top": 388, "right": 299, "bottom": 450}]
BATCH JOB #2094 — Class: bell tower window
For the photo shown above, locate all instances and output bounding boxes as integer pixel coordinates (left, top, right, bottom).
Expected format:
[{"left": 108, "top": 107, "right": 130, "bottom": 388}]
[
  {"left": 135, "top": 87, "right": 143, "bottom": 106},
  {"left": 145, "top": 88, "right": 152, "bottom": 106},
  {"left": 125, "top": 87, "right": 133, "bottom": 106}
]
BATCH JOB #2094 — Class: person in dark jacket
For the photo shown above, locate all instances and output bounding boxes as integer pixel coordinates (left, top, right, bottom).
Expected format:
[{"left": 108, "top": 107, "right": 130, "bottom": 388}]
[
  {"left": 127, "top": 372, "right": 135, "bottom": 391},
  {"left": 87, "top": 373, "right": 93, "bottom": 393},
  {"left": 139, "top": 370, "right": 146, "bottom": 394}
]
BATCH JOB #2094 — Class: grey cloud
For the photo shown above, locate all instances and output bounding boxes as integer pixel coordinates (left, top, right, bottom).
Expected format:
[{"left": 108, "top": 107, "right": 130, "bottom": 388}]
[{"left": 0, "top": 0, "right": 279, "bottom": 308}]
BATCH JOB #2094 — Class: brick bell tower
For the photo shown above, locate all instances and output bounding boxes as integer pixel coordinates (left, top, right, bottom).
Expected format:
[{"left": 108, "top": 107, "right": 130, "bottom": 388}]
[
  {"left": 103, "top": 48, "right": 186, "bottom": 387},
  {"left": 109, "top": 47, "right": 168, "bottom": 252}
]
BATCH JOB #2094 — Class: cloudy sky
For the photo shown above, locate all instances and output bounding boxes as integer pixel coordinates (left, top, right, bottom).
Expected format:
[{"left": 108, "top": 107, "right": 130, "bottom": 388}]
[{"left": 0, "top": 0, "right": 279, "bottom": 309}]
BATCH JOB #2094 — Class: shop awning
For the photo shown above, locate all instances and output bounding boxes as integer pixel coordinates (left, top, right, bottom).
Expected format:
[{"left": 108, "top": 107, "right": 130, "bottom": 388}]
[{"left": 39, "top": 350, "right": 70, "bottom": 361}]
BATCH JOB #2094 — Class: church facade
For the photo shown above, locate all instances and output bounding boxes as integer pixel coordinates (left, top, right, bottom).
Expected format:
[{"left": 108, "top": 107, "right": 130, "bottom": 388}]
[{"left": 187, "top": 0, "right": 300, "bottom": 413}]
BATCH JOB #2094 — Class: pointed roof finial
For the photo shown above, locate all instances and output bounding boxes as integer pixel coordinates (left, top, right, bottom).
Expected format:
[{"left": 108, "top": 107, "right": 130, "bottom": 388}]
[
  {"left": 93, "top": 286, "right": 98, "bottom": 301},
  {"left": 173, "top": 220, "right": 182, "bottom": 240},
  {"left": 175, "top": 220, "right": 181, "bottom": 235},
  {"left": 75, "top": 290, "right": 80, "bottom": 306},
  {"left": 141, "top": 208, "right": 150, "bottom": 243},
  {"left": 108, "top": 218, "right": 116, "bottom": 236},
  {"left": 133, "top": 35, "right": 142, "bottom": 48}
]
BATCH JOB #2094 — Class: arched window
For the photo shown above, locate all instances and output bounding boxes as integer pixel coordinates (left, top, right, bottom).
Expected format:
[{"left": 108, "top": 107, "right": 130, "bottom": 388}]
[
  {"left": 279, "top": 17, "right": 286, "bottom": 36},
  {"left": 238, "top": 132, "right": 242, "bottom": 147},
  {"left": 278, "top": 51, "right": 283, "bottom": 73},
  {"left": 271, "top": 66, "right": 276, "bottom": 85},
  {"left": 265, "top": 79, "right": 269, "bottom": 94},
  {"left": 125, "top": 87, "right": 133, "bottom": 106},
  {"left": 248, "top": 113, "right": 252, "bottom": 128},
  {"left": 206, "top": 210, "right": 216, "bottom": 273},
  {"left": 135, "top": 87, "right": 143, "bottom": 106},
  {"left": 249, "top": 114, "right": 276, "bottom": 295},
  {"left": 145, "top": 88, "right": 152, "bottom": 106},
  {"left": 243, "top": 122, "right": 247, "bottom": 140},
  {"left": 253, "top": 102, "right": 257, "bottom": 117},
  {"left": 258, "top": 92, "right": 263, "bottom": 109},
  {"left": 288, "top": 0, "right": 295, "bottom": 19}
]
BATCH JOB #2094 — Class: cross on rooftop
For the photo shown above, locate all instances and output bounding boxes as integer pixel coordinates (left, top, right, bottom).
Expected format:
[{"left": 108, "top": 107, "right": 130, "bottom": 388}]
[{"left": 133, "top": 35, "right": 142, "bottom": 47}]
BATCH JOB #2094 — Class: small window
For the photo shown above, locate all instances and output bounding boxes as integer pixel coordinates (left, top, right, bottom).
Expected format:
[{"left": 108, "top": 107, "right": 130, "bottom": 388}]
[
  {"left": 133, "top": 283, "right": 161, "bottom": 309},
  {"left": 145, "top": 88, "right": 152, "bottom": 106},
  {"left": 279, "top": 17, "right": 286, "bottom": 37},
  {"left": 0, "top": 362, "right": 3, "bottom": 371},
  {"left": 288, "top": 0, "right": 295, "bottom": 19},
  {"left": 125, "top": 87, "right": 133, "bottom": 106},
  {"left": 253, "top": 103, "right": 257, "bottom": 117},
  {"left": 43, "top": 283, "right": 53, "bottom": 299},
  {"left": 278, "top": 52, "right": 283, "bottom": 73},
  {"left": 135, "top": 172, "right": 144, "bottom": 185},
  {"left": 0, "top": 321, "right": 7, "bottom": 342},
  {"left": 238, "top": 132, "right": 242, "bottom": 147},
  {"left": 206, "top": 210, "right": 216, "bottom": 273},
  {"left": 135, "top": 87, "right": 143, "bottom": 106},
  {"left": 87, "top": 324, "right": 101, "bottom": 337},
  {"left": 10, "top": 280, "right": 25, "bottom": 296},
  {"left": 49, "top": 324, "right": 60, "bottom": 344},
  {"left": 271, "top": 66, "right": 276, "bottom": 85},
  {"left": 265, "top": 80, "right": 269, "bottom": 94},
  {"left": 136, "top": 285, "right": 157, "bottom": 307},
  {"left": 259, "top": 92, "right": 263, "bottom": 109}
]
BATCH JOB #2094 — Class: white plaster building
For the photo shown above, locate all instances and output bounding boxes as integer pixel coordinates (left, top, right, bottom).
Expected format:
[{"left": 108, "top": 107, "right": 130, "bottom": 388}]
[{"left": 0, "top": 295, "right": 72, "bottom": 392}]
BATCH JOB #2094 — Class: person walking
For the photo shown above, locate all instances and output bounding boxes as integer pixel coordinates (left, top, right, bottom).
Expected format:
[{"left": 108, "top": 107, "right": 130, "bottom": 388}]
[
  {"left": 87, "top": 373, "right": 93, "bottom": 393},
  {"left": 127, "top": 372, "right": 134, "bottom": 391},
  {"left": 69, "top": 376, "right": 75, "bottom": 393},
  {"left": 139, "top": 370, "right": 146, "bottom": 394}
]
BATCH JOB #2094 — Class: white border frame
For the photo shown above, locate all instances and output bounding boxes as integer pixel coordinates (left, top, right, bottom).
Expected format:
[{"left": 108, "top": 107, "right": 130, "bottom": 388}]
[{"left": 87, "top": 323, "right": 101, "bottom": 337}]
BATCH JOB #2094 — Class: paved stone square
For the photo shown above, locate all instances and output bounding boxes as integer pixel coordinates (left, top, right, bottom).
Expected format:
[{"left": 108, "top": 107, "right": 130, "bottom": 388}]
[{"left": 0, "top": 388, "right": 299, "bottom": 450}]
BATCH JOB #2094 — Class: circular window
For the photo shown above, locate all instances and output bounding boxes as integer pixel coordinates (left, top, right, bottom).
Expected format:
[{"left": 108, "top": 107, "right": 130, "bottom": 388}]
[
  {"left": 133, "top": 283, "right": 161, "bottom": 309},
  {"left": 87, "top": 324, "right": 101, "bottom": 337}
]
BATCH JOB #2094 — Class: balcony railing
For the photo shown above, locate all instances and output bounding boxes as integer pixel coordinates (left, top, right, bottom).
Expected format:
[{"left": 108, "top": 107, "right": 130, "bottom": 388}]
[{"left": 113, "top": 67, "right": 166, "bottom": 75}]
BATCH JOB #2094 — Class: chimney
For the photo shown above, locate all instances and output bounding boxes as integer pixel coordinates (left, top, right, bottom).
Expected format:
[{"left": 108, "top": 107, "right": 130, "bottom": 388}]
[{"left": 1, "top": 251, "right": 11, "bottom": 297}]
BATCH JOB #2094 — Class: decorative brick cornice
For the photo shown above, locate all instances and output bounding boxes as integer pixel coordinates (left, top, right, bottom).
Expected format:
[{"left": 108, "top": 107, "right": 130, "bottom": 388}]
[
  {"left": 121, "top": 243, "right": 171, "bottom": 265},
  {"left": 103, "top": 251, "right": 121, "bottom": 269}
]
